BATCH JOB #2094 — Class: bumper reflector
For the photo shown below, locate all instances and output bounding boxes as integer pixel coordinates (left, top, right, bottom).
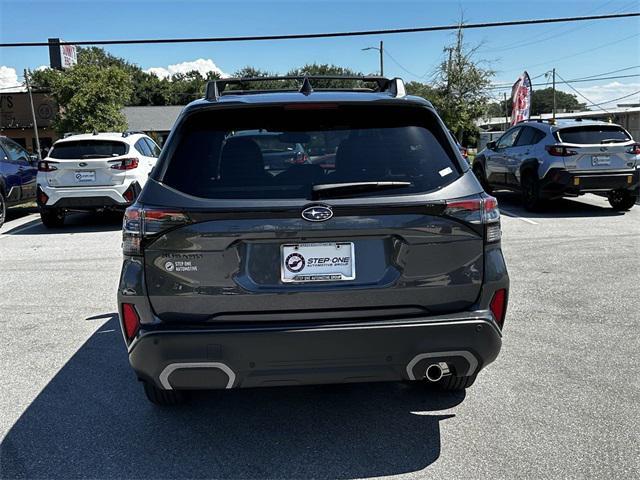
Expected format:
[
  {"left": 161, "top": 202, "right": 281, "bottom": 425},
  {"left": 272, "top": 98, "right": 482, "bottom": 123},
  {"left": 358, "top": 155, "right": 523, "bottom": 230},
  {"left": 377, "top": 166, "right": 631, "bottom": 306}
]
[
  {"left": 573, "top": 177, "right": 580, "bottom": 186},
  {"left": 121, "top": 303, "right": 140, "bottom": 341},
  {"left": 490, "top": 289, "right": 507, "bottom": 327}
]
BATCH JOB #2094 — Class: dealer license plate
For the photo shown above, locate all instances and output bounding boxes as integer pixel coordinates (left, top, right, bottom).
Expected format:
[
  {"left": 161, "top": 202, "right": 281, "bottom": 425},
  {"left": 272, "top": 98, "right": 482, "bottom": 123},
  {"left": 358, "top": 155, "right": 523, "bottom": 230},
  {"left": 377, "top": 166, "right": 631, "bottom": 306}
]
[
  {"left": 74, "top": 171, "right": 96, "bottom": 183},
  {"left": 281, "top": 242, "right": 355, "bottom": 283}
]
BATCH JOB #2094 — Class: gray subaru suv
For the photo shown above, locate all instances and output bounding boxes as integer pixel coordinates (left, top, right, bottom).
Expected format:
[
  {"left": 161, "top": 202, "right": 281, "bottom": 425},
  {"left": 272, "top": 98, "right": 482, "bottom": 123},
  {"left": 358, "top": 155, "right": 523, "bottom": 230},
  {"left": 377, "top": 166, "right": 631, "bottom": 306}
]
[{"left": 117, "top": 76, "right": 509, "bottom": 405}]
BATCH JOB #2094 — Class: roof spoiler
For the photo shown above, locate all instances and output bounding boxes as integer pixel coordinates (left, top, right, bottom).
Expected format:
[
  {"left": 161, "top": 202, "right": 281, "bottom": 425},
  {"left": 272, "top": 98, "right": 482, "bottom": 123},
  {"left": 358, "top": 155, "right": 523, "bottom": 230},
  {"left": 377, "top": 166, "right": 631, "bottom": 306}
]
[{"left": 205, "top": 75, "right": 406, "bottom": 100}]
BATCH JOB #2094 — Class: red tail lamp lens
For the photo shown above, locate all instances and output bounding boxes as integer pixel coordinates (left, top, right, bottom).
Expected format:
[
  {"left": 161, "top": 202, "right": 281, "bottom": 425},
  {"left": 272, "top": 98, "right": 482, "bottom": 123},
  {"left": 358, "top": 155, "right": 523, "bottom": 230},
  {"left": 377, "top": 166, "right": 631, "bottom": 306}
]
[
  {"left": 121, "top": 303, "right": 140, "bottom": 340},
  {"left": 490, "top": 289, "right": 507, "bottom": 327}
]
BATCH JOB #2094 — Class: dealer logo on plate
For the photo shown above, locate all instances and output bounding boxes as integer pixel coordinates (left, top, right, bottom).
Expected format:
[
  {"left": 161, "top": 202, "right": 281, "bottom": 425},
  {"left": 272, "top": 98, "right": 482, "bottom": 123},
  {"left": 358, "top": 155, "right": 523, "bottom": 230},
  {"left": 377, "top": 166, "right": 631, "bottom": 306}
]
[{"left": 285, "top": 253, "right": 305, "bottom": 273}]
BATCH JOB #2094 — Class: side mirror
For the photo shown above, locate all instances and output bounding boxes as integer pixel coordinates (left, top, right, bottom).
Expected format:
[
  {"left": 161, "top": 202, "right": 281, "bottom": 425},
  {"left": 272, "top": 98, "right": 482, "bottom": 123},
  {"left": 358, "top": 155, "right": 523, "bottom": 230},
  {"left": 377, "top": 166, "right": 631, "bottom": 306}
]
[
  {"left": 28, "top": 154, "right": 39, "bottom": 167},
  {"left": 486, "top": 141, "right": 496, "bottom": 150}
]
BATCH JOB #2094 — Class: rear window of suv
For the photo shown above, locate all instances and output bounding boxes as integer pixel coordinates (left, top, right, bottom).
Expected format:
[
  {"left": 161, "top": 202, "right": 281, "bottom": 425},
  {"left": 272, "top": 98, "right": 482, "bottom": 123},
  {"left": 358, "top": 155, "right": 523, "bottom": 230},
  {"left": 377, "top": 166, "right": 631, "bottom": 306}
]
[
  {"left": 49, "top": 140, "right": 128, "bottom": 159},
  {"left": 556, "top": 125, "right": 631, "bottom": 144},
  {"left": 162, "top": 105, "right": 462, "bottom": 199}
]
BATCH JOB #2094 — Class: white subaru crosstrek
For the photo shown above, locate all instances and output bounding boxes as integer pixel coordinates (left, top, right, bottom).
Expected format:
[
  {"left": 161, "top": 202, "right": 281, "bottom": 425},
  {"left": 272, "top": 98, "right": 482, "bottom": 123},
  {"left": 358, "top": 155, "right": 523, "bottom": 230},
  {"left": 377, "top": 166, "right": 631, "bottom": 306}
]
[{"left": 36, "top": 132, "right": 161, "bottom": 227}]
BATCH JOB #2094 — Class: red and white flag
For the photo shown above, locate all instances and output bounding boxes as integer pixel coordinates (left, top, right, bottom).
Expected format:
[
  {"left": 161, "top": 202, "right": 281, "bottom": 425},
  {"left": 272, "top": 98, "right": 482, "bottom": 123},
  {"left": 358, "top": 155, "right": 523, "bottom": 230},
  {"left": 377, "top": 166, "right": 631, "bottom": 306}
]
[{"left": 510, "top": 71, "right": 532, "bottom": 126}]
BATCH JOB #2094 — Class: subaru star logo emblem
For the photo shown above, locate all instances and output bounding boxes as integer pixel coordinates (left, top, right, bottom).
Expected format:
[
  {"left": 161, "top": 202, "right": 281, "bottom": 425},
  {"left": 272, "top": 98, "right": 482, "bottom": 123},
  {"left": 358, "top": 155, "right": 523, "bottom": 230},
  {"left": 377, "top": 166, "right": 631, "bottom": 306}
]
[{"left": 301, "top": 205, "right": 333, "bottom": 222}]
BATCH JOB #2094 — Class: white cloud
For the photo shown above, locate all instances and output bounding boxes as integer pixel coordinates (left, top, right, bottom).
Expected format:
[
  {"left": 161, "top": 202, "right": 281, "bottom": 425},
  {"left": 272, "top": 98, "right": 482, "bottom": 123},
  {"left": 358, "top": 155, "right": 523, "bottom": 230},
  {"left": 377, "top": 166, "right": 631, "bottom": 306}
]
[
  {"left": 558, "top": 81, "right": 640, "bottom": 109},
  {"left": 144, "top": 58, "right": 228, "bottom": 79},
  {"left": 0, "top": 66, "right": 25, "bottom": 92}
]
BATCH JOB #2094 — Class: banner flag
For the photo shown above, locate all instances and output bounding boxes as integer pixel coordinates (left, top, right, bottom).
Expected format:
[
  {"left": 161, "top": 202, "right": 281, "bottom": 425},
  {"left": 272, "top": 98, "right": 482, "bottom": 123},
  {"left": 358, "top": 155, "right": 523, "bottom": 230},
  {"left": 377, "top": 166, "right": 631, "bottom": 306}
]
[{"left": 510, "top": 71, "right": 532, "bottom": 125}]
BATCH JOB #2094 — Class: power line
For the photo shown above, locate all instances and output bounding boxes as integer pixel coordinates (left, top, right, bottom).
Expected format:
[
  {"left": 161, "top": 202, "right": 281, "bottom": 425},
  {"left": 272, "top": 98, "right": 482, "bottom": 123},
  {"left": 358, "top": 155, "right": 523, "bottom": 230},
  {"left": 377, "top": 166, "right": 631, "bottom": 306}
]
[
  {"left": 501, "top": 31, "right": 640, "bottom": 74},
  {"left": 570, "top": 65, "right": 640, "bottom": 81},
  {"left": 1, "top": 12, "right": 639, "bottom": 48},
  {"left": 382, "top": 49, "right": 429, "bottom": 80},
  {"left": 588, "top": 89, "right": 640, "bottom": 107},
  {"left": 555, "top": 71, "right": 611, "bottom": 114},
  {"left": 487, "top": 73, "right": 640, "bottom": 90},
  {"left": 479, "top": 0, "right": 632, "bottom": 53}
]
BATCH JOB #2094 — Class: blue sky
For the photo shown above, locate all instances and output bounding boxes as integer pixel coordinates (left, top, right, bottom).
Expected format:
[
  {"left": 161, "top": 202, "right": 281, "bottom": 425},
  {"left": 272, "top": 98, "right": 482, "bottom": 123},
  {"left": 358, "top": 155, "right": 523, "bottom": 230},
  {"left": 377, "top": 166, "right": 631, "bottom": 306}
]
[{"left": 1, "top": 0, "right": 639, "bottom": 106}]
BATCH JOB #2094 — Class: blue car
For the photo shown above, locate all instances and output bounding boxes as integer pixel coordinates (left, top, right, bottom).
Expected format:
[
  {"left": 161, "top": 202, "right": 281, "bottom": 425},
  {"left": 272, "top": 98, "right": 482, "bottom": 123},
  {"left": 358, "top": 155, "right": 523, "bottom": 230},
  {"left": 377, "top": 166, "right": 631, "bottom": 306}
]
[{"left": 0, "top": 136, "right": 38, "bottom": 228}]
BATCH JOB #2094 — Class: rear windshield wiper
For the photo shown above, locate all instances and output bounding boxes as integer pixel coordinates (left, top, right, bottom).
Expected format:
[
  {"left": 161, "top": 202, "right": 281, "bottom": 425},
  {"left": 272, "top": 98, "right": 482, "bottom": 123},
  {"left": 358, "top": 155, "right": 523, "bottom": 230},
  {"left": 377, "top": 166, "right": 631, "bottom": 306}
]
[
  {"left": 600, "top": 138, "right": 627, "bottom": 144},
  {"left": 311, "top": 181, "right": 412, "bottom": 199}
]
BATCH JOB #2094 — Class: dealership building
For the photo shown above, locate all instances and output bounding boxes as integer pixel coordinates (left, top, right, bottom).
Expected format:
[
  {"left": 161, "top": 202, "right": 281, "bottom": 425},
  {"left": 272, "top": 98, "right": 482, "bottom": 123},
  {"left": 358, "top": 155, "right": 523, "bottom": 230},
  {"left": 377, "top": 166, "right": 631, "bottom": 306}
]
[{"left": 0, "top": 91, "right": 58, "bottom": 154}]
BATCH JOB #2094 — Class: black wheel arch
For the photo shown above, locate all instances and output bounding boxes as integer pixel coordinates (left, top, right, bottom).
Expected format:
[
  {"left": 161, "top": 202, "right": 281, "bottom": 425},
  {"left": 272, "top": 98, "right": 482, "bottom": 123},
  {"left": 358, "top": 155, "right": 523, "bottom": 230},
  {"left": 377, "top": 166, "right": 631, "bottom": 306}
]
[{"left": 519, "top": 159, "right": 540, "bottom": 181}]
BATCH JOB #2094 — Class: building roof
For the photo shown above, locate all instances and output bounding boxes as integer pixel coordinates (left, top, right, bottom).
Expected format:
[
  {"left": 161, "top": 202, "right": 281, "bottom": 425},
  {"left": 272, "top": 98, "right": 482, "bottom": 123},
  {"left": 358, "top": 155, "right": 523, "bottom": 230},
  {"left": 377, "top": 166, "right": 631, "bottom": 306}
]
[
  {"left": 121, "top": 106, "right": 184, "bottom": 132},
  {"left": 476, "top": 106, "right": 640, "bottom": 128}
]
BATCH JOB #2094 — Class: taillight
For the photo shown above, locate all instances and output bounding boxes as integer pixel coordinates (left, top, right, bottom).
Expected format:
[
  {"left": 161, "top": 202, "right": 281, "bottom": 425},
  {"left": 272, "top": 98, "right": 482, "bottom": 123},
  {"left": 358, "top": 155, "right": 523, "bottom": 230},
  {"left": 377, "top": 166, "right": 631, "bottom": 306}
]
[
  {"left": 122, "top": 206, "right": 191, "bottom": 255},
  {"left": 444, "top": 195, "right": 501, "bottom": 242},
  {"left": 545, "top": 145, "right": 577, "bottom": 157},
  {"left": 626, "top": 143, "right": 640, "bottom": 155},
  {"left": 490, "top": 289, "right": 508, "bottom": 327},
  {"left": 37, "top": 160, "right": 58, "bottom": 172},
  {"left": 110, "top": 158, "right": 139, "bottom": 170},
  {"left": 121, "top": 303, "right": 140, "bottom": 341}
]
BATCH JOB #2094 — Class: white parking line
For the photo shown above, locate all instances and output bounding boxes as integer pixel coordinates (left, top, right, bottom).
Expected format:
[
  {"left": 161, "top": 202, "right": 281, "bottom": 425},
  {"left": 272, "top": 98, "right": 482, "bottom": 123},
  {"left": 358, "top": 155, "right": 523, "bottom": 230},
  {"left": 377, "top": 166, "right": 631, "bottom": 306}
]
[
  {"left": 500, "top": 208, "right": 539, "bottom": 225},
  {"left": 0, "top": 214, "right": 42, "bottom": 237}
]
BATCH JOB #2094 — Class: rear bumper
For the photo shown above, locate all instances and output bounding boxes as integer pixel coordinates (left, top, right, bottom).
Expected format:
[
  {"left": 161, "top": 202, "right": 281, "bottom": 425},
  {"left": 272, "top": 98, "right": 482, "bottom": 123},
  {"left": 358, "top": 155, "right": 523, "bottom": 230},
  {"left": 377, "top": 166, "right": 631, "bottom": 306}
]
[
  {"left": 540, "top": 168, "right": 639, "bottom": 197},
  {"left": 126, "top": 312, "right": 502, "bottom": 390},
  {"left": 38, "top": 181, "right": 140, "bottom": 209}
]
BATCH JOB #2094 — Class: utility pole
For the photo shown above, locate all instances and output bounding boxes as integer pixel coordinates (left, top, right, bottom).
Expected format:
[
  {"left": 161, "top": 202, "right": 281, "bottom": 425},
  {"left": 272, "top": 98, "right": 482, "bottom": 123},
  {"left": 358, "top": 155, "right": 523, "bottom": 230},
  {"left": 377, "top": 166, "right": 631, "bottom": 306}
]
[
  {"left": 24, "top": 69, "right": 42, "bottom": 160},
  {"left": 503, "top": 92, "right": 509, "bottom": 128},
  {"left": 379, "top": 40, "right": 384, "bottom": 77},
  {"left": 552, "top": 68, "right": 557, "bottom": 123}
]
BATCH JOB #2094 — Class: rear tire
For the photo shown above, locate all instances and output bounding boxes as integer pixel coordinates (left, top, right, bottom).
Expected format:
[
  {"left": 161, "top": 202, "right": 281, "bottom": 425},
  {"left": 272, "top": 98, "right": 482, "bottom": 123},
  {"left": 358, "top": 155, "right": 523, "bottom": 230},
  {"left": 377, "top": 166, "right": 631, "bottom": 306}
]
[
  {"left": 472, "top": 162, "right": 492, "bottom": 194},
  {"left": 143, "top": 381, "right": 185, "bottom": 406},
  {"left": 40, "top": 208, "right": 65, "bottom": 228},
  {"left": 0, "top": 190, "right": 6, "bottom": 228},
  {"left": 521, "top": 171, "right": 543, "bottom": 211},
  {"left": 435, "top": 374, "right": 477, "bottom": 391},
  {"left": 607, "top": 189, "right": 636, "bottom": 211}
]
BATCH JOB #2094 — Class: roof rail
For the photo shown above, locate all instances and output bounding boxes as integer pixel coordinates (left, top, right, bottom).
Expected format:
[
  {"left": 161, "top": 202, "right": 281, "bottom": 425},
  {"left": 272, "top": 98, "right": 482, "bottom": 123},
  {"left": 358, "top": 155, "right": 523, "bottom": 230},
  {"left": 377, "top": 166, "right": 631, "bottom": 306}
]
[
  {"left": 121, "top": 130, "right": 145, "bottom": 137},
  {"left": 205, "top": 75, "right": 406, "bottom": 100}
]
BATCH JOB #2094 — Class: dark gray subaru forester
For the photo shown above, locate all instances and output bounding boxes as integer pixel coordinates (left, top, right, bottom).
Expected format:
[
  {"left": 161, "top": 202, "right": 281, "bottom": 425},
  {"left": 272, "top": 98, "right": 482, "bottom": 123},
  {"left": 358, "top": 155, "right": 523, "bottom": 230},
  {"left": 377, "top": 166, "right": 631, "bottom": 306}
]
[{"left": 117, "top": 76, "right": 509, "bottom": 405}]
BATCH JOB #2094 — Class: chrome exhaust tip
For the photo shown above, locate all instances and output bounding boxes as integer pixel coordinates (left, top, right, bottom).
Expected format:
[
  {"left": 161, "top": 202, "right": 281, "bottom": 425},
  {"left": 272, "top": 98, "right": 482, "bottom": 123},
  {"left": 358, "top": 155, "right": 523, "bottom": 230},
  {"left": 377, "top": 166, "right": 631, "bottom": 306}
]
[{"left": 425, "top": 362, "right": 451, "bottom": 382}]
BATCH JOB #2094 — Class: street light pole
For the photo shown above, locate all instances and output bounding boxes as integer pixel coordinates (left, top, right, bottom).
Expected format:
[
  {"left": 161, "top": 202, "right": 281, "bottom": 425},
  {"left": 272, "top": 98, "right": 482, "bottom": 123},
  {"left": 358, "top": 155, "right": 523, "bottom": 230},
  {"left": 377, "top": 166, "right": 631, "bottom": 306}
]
[
  {"left": 24, "top": 69, "right": 42, "bottom": 160},
  {"left": 362, "top": 42, "right": 384, "bottom": 76}
]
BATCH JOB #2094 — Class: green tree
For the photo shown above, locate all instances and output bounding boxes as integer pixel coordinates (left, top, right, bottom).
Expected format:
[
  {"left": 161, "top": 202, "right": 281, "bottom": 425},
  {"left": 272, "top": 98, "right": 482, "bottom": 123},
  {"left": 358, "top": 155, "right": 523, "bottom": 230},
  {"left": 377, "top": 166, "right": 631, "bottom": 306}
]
[
  {"left": 431, "top": 26, "right": 495, "bottom": 144},
  {"left": 32, "top": 63, "right": 132, "bottom": 135},
  {"left": 531, "top": 88, "right": 585, "bottom": 115},
  {"left": 486, "top": 88, "right": 585, "bottom": 118}
]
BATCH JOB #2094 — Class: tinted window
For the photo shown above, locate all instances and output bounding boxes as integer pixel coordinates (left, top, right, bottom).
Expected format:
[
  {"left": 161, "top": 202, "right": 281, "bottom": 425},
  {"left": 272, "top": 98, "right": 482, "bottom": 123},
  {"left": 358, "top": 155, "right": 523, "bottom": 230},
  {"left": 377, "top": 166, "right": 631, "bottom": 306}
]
[
  {"left": 49, "top": 140, "right": 127, "bottom": 159},
  {"left": 557, "top": 125, "right": 631, "bottom": 144},
  {"left": 135, "top": 139, "right": 152, "bottom": 156},
  {"left": 1, "top": 138, "right": 29, "bottom": 162},
  {"left": 515, "top": 127, "right": 544, "bottom": 146},
  {"left": 144, "top": 138, "right": 161, "bottom": 157},
  {"left": 162, "top": 105, "right": 461, "bottom": 200},
  {"left": 497, "top": 128, "right": 521, "bottom": 149}
]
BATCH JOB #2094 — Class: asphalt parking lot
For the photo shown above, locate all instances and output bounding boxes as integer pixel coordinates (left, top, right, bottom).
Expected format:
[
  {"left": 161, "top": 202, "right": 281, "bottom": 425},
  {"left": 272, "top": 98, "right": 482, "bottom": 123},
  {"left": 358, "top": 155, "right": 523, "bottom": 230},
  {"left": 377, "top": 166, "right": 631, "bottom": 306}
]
[{"left": 0, "top": 194, "right": 638, "bottom": 479}]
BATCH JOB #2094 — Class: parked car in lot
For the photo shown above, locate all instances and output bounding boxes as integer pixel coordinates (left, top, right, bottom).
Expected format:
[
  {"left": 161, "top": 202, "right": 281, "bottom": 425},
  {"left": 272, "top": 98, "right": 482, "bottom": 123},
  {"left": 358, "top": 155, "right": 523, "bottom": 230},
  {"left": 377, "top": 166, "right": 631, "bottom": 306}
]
[
  {"left": 117, "top": 75, "right": 509, "bottom": 406},
  {"left": 232, "top": 130, "right": 309, "bottom": 172},
  {"left": 36, "top": 132, "right": 161, "bottom": 227},
  {"left": 0, "top": 136, "right": 37, "bottom": 228},
  {"left": 473, "top": 119, "right": 639, "bottom": 211}
]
